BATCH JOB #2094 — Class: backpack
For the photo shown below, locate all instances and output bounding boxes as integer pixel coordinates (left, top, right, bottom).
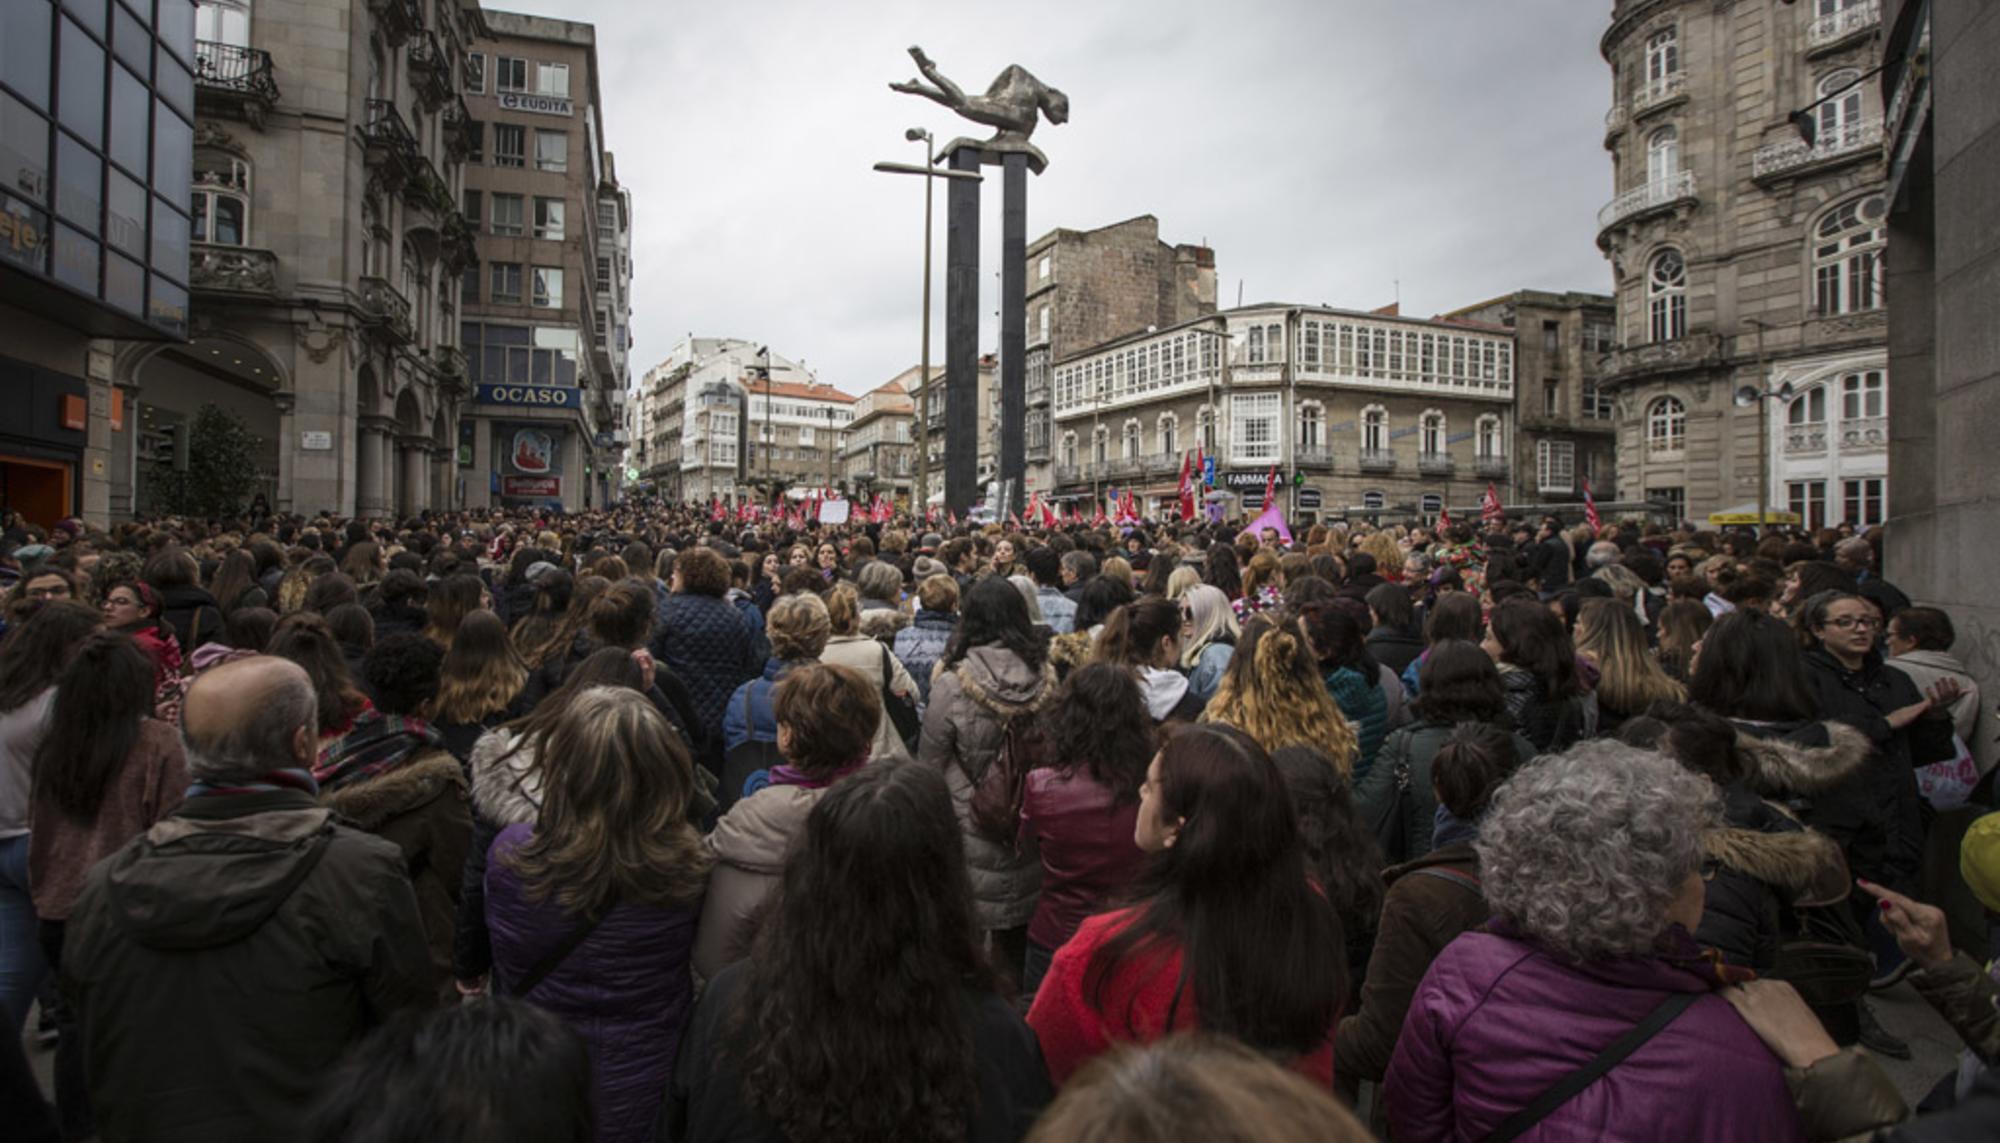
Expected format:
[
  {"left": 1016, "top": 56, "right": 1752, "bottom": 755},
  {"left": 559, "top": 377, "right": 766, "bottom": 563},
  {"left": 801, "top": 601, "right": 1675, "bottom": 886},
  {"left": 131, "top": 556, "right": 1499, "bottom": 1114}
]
[
  {"left": 718, "top": 686, "right": 784, "bottom": 816},
  {"left": 968, "top": 709, "right": 1051, "bottom": 848}
]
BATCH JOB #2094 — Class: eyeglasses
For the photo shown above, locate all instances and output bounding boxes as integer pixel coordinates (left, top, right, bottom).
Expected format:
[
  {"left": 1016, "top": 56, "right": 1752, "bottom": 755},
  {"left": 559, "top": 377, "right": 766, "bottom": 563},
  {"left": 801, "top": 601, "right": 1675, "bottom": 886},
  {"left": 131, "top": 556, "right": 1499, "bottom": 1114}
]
[
  {"left": 1822, "top": 616, "right": 1880, "bottom": 631},
  {"left": 25, "top": 585, "right": 69, "bottom": 600}
]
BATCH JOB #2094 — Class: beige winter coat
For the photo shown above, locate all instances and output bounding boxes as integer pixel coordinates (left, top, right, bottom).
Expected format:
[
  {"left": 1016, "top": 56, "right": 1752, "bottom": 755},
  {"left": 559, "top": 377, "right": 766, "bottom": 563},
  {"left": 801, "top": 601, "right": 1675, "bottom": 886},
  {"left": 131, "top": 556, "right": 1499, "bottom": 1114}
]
[
  {"left": 819, "top": 633, "right": 920, "bottom": 765},
  {"left": 692, "top": 783, "right": 823, "bottom": 981}
]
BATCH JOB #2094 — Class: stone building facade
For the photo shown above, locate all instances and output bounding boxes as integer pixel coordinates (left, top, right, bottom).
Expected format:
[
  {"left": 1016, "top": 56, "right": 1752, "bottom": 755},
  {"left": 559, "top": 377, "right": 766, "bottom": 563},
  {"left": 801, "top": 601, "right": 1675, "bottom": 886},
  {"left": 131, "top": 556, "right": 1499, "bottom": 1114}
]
[
  {"left": 1049, "top": 304, "right": 1516, "bottom": 525},
  {"left": 842, "top": 378, "right": 914, "bottom": 507},
  {"left": 1882, "top": 0, "right": 2000, "bottom": 771},
  {"left": 458, "top": 10, "right": 629, "bottom": 511},
  {"left": 102, "top": 0, "right": 489, "bottom": 519},
  {"left": 1024, "top": 215, "right": 1215, "bottom": 499},
  {"left": 1598, "top": 0, "right": 1889, "bottom": 527},
  {"left": 1444, "top": 290, "right": 1620, "bottom": 504}
]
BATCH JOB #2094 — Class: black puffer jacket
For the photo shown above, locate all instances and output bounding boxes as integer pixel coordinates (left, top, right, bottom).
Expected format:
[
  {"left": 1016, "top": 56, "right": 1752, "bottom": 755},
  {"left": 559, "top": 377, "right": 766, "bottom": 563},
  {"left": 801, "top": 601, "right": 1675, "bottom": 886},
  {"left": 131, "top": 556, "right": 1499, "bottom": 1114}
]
[
  {"left": 1800, "top": 649, "right": 1955, "bottom": 887},
  {"left": 155, "top": 584, "right": 224, "bottom": 656},
  {"left": 1497, "top": 666, "right": 1595, "bottom": 753},
  {"left": 1697, "top": 780, "right": 1851, "bottom": 972}
]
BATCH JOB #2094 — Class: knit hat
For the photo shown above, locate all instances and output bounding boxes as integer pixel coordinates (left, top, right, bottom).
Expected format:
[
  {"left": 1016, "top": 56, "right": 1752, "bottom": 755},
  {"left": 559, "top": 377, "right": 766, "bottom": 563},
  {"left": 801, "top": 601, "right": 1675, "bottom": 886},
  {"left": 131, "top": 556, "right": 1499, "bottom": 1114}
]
[
  {"left": 525, "top": 560, "right": 562, "bottom": 583},
  {"left": 912, "top": 556, "right": 946, "bottom": 579},
  {"left": 1961, "top": 811, "right": 2000, "bottom": 914}
]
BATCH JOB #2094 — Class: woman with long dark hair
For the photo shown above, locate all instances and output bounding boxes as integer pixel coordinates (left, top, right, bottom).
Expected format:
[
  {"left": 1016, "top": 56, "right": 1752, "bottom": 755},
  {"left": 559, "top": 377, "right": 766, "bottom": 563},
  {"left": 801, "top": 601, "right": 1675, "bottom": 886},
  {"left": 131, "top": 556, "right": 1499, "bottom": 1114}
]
[
  {"left": 267, "top": 613, "right": 373, "bottom": 752},
  {"left": 1028, "top": 723, "right": 1343, "bottom": 1087},
  {"left": 673, "top": 761, "right": 1052, "bottom": 1143},
  {"left": 425, "top": 573, "right": 488, "bottom": 651},
  {"left": 918, "top": 576, "right": 1056, "bottom": 980},
  {"left": 1300, "top": 602, "right": 1389, "bottom": 776},
  {"left": 0, "top": 601, "right": 101, "bottom": 1034},
  {"left": 1483, "top": 597, "right": 1593, "bottom": 751},
  {"left": 431, "top": 610, "right": 530, "bottom": 764},
  {"left": 1272, "top": 743, "right": 1382, "bottom": 1010},
  {"left": 208, "top": 548, "right": 267, "bottom": 616},
  {"left": 1019, "top": 663, "right": 1153, "bottom": 995},
  {"left": 29, "top": 632, "right": 187, "bottom": 1134},
  {"left": 1094, "top": 598, "right": 1204, "bottom": 723},
  {"left": 1400, "top": 590, "right": 1483, "bottom": 698},
  {"left": 485, "top": 686, "right": 710, "bottom": 1142},
  {"left": 1203, "top": 543, "right": 1242, "bottom": 602}
]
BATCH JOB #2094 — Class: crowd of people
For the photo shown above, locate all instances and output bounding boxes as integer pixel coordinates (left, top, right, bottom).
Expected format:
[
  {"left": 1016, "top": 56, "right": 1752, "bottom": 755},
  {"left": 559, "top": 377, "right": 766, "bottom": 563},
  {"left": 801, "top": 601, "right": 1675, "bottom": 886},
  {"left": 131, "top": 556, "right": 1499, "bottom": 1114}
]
[{"left": 0, "top": 501, "right": 1995, "bottom": 1142}]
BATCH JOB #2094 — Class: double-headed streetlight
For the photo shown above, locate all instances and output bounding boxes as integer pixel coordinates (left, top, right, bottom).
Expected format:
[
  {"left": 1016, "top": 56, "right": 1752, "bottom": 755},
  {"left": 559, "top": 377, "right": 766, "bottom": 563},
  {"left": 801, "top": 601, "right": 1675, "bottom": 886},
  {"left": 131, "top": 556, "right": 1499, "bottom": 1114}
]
[
  {"left": 1733, "top": 317, "right": 1794, "bottom": 535},
  {"left": 874, "top": 129, "right": 981, "bottom": 517}
]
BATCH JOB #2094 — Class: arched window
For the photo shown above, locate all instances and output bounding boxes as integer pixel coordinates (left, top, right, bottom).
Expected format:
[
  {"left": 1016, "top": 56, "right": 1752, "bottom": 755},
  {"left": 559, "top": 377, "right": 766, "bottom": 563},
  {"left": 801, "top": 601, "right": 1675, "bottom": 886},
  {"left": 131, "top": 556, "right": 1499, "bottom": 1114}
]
[
  {"left": 1420, "top": 409, "right": 1446, "bottom": 455},
  {"left": 1647, "top": 396, "right": 1686, "bottom": 453},
  {"left": 1060, "top": 432, "right": 1077, "bottom": 469},
  {"left": 1196, "top": 405, "right": 1216, "bottom": 451},
  {"left": 1813, "top": 198, "right": 1884, "bottom": 315},
  {"left": 1476, "top": 414, "right": 1503, "bottom": 458},
  {"left": 1121, "top": 419, "right": 1140, "bottom": 459},
  {"left": 1815, "top": 69, "right": 1864, "bottom": 147},
  {"left": 1648, "top": 249, "right": 1687, "bottom": 342},
  {"left": 192, "top": 153, "right": 249, "bottom": 246},
  {"left": 1646, "top": 27, "right": 1679, "bottom": 82},
  {"left": 1157, "top": 413, "right": 1178, "bottom": 457},
  {"left": 1297, "top": 403, "right": 1322, "bottom": 450},
  {"left": 1646, "top": 126, "right": 1680, "bottom": 186},
  {"left": 1787, "top": 387, "right": 1827, "bottom": 425},
  {"left": 1361, "top": 405, "right": 1387, "bottom": 453},
  {"left": 1092, "top": 426, "right": 1108, "bottom": 466},
  {"left": 1247, "top": 325, "right": 1265, "bottom": 365}
]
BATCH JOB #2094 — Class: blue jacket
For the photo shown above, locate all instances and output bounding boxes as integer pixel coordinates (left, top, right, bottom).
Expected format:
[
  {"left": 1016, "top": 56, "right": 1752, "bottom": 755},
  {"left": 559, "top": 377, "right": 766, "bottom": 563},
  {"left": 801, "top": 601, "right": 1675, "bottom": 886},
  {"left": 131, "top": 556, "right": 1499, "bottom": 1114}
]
[
  {"left": 651, "top": 592, "right": 763, "bottom": 751},
  {"left": 893, "top": 610, "right": 958, "bottom": 704},
  {"left": 726, "top": 589, "right": 770, "bottom": 666},
  {"left": 1036, "top": 586, "right": 1078, "bottom": 635},
  {"left": 1326, "top": 665, "right": 1390, "bottom": 778},
  {"left": 722, "top": 658, "right": 812, "bottom": 754},
  {"left": 1185, "top": 641, "right": 1234, "bottom": 702}
]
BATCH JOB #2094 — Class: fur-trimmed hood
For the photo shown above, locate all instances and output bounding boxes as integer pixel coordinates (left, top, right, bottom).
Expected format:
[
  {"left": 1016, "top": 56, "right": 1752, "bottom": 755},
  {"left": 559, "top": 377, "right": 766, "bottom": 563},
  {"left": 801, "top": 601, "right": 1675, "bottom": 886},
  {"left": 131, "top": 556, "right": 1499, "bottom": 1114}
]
[
  {"left": 318, "top": 751, "right": 465, "bottom": 832},
  {"left": 469, "top": 727, "right": 543, "bottom": 827},
  {"left": 953, "top": 645, "right": 1057, "bottom": 719},
  {"left": 1704, "top": 824, "right": 1849, "bottom": 907},
  {"left": 1046, "top": 630, "right": 1094, "bottom": 675},
  {"left": 1735, "top": 722, "right": 1873, "bottom": 799}
]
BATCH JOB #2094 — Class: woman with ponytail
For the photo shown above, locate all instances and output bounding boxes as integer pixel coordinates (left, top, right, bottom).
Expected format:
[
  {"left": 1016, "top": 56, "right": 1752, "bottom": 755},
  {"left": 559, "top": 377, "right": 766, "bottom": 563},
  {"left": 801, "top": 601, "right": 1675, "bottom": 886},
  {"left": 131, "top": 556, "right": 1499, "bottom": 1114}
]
[
  {"left": 1094, "top": 598, "right": 1204, "bottom": 724},
  {"left": 1200, "top": 614, "right": 1358, "bottom": 773}
]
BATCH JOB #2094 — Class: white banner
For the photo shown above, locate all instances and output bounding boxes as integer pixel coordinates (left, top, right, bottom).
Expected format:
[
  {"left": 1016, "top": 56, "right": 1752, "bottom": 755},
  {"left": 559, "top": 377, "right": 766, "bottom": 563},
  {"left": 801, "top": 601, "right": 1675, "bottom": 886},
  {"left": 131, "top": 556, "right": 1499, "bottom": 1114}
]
[{"left": 818, "top": 498, "right": 850, "bottom": 524}]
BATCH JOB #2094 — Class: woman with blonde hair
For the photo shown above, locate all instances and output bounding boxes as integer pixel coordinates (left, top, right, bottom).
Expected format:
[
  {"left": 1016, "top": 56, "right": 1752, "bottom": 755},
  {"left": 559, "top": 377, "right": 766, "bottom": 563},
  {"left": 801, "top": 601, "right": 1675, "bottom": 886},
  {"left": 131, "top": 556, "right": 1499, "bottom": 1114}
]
[
  {"left": 1201, "top": 614, "right": 1358, "bottom": 772},
  {"left": 1357, "top": 530, "right": 1406, "bottom": 584},
  {"left": 485, "top": 685, "right": 711, "bottom": 1142},
  {"left": 431, "top": 610, "right": 530, "bottom": 764},
  {"left": 1099, "top": 555, "right": 1134, "bottom": 591},
  {"left": 1574, "top": 596, "right": 1684, "bottom": 733},
  {"left": 1164, "top": 564, "right": 1201, "bottom": 602},
  {"left": 1026, "top": 1037, "right": 1372, "bottom": 1143},
  {"left": 1177, "top": 583, "right": 1238, "bottom": 702},
  {"left": 817, "top": 584, "right": 920, "bottom": 766}
]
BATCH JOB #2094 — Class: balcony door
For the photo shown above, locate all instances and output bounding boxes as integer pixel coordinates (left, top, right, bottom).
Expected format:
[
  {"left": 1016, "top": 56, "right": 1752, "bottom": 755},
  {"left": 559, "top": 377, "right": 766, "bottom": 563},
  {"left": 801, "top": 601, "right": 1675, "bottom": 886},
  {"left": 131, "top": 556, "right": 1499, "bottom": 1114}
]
[
  {"left": 195, "top": 1, "right": 250, "bottom": 47},
  {"left": 1647, "top": 126, "right": 1680, "bottom": 188},
  {"left": 1816, "top": 70, "right": 1863, "bottom": 147}
]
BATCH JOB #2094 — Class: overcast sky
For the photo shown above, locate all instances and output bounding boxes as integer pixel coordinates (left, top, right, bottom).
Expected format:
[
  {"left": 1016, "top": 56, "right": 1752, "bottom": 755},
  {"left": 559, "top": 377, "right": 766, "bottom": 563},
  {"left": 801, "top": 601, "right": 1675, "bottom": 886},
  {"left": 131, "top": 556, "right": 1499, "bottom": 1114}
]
[{"left": 565, "top": 0, "right": 1617, "bottom": 394}]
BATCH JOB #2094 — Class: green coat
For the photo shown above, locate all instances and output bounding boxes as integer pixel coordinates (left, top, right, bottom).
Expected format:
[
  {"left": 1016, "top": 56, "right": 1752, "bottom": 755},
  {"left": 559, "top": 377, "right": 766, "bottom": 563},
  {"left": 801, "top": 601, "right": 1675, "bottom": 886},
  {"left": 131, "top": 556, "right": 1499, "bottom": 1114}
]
[{"left": 1358, "top": 720, "right": 1536, "bottom": 865}]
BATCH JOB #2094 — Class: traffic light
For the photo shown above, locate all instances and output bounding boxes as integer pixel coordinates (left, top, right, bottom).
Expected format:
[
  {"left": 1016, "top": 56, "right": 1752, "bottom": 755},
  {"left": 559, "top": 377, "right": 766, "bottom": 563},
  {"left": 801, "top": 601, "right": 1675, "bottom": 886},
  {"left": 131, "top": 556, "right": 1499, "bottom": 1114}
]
[{"left": 1292, "top": 470, "right": 1304, "bottom": 487}]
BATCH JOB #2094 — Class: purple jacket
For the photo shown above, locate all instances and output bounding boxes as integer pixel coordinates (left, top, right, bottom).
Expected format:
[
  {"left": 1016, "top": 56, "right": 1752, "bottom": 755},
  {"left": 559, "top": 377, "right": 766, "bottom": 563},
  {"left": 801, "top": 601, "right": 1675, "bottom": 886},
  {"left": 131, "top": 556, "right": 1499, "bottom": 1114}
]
[
  {"left": 486, "top": 824, "right": 701, "bottom": 1143},
  {"left": 1386, "top": 931, "right": 1804, "bottom": 1143}
]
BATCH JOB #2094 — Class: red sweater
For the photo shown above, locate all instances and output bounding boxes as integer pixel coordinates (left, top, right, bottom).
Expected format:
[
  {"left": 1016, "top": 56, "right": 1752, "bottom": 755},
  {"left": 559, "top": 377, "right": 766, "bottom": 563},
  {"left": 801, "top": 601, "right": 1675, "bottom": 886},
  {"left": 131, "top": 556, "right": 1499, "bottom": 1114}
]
[{"left": 1026, "top": 907, "right": 1336, "bottom": 1088}]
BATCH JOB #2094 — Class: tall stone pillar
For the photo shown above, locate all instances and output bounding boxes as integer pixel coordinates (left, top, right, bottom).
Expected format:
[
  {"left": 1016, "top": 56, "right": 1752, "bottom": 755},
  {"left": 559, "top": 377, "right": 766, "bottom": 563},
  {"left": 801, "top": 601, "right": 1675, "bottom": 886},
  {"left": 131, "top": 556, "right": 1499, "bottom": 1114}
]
[
  {"left": 400, "top": 439, "right": 430, "bottom": 516},
  {"left": 998, "top": 154, "right": 1027, "bottom": 515},
  {"left": 944, "top": 146, "right": 982, "bottom": 514},
  {"left": 356, "top": 422, "right": 387, "bottom": 517}
]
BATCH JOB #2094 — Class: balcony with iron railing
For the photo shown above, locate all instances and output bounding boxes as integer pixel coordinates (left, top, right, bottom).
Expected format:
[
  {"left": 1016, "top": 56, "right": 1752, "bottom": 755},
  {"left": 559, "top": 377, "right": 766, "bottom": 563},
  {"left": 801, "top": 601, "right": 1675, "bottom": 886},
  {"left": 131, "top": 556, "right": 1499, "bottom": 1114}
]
[
  {"left": 356, "top": 275, "right": 414, "bottom": 344},
  {"left": 1055, "top": 464, "right": 1085, "bottom": 486},
  {"left": 1105, "top": 455, "right": 1143, "bottom": 478},
  {"left": 1295, "top": 446, "right": 1335, "bottom": 468},
  {"left": 193, "top": 41, "right": 279, "bottom": 120},
  {"left": 442, "top": 94, "right": 476, "bottom": 162},
  {"left": 1358, "top": 449, "right": 1397, "bottom": 473},
  {"left": 1475, "top": 455, "right": 1511, "bottom": 479},
  {"left": 1143, "top": 453, "right": 1180, "bottom": 476},
  {"left": 189, "top": 243, "right": 278, "bottom": 297},
  {"left": 1418, "top": 452, "right": 1456, "bottom": 476},
  {"left": 407, "top": 30, "right": 452, "bottom": 109},
  {"left": 1752, "top": 118, "right": 1884, "bottom": 182},
  {"left": 362, "top": 99, "right": 420, "bottom": 174},
  {"left": 1633, "top": 71, "right": 1687, "bottom": 117},
  {"left": 1809, "top": 0, "right": 1881, "bottom": 53},
  {"left": 1597, "top": 170, "right": 1698, "bottom": 235},
  {"left": 367, "top": 0, "right": 424, "bottom": 46}
]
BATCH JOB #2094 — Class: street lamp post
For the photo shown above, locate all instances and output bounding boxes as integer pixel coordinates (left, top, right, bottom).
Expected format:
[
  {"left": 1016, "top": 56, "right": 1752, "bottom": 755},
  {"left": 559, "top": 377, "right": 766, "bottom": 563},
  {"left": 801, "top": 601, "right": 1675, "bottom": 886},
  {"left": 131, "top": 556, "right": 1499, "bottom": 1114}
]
[
  {"left": 874, "top": 136, "right": 982, "bottom": 520},
  {"left": 1734, "top": 317, "right": 1792, "bottom": 536}
]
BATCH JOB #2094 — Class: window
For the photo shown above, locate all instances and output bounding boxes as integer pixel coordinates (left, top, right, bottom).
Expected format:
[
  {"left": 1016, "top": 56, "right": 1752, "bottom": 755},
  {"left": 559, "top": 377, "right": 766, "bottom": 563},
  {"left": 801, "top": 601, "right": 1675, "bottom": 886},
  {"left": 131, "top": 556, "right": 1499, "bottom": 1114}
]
[
  {"left": 1230, "top": 392, "right": 1281, "bottom": 464},
  {"left": 595, "top": 256, "right": 611, "bottom": 291},
  {"left": 1061, "top": 433, "right": 1077, "bottom": 468},
  {"left": 1197, "top": 406, "right": 1216, "bottom": 451},
  {"left": 493, "top": 123, "right": 526, "bottom": 168},
  {"left": 1789, "top": 480, "right": 1828, "bottom": 531},
  {"left": 490, "top": 193, "right": 524, "bottom": 237},
  {"left": 1650, "top": 486, "right": 1687, "bottom": 523},
  {"left": 797, "top": 425, "right": 814, "bottom": 446},
  {"left": 536, "top": 62, "right": 570, "bottom": 98},
  {"left": 1841, "top": 370, "right": 1885, "bottom": 419},
  {"left": 1842, "top": 478, "right": 1884, "bottom": 526},
  {"left": 1421, "top": 410, "right": 1446, "bottom": 455},
  {"left": 1122, "top": 420, "right": 1140, "bottom": 459},
  {"left": 1814, "top": 198, "right": 1884, "bottom": 315},
  {"left": 1647, "top": 125, "right": 1680, "bottom": 185},
  {"left": 533, "top": 196, "right": 564, "bottom": 240},
  {"left": 1037, "top": 254, "right": 1051, "bottom": 280},
  {"left": 1297, "top": 405, "right": 1321, "bottom": 450},
  {"left": 490, "top": 262, "right": 522, "bottom": 304},
  {"left": 1816, "top": 69, "right": 1864, "bottom": 147},
  {"left": 190, "top": 154, "right": 249, "bottom": 246},
  {"left": 1583, "top": 382, "right": 1613, "bottom": 420},
  {"left": 1476, "top": 415, "right": 1503, "bottom": 457},
  {"left": 1541, "top": 321, "right": 1560, "bottom": 356},
  {"left": 532, "top": 263, "right": 564, "bottom": 305},
  {"left": 1648, "top": 249, "right": 1687, "bottom": 341},
  {"left": 465, "top": 53, "right": 486, "bottom": 94},
  {"left": 495, "top": 56, "right": 528, "bottom": 93},
  {"left": 195, "top": 1, "right": 251, "bottom": 46},
  {"left": 1583, "top": 321, "right": 1617, "bottom": 354},
  {"left": 1537, "top": 439, "right": 1577, "bottom": 493},
  {"left": 1788, "top": 387, "right": 1827, "bottom": 425},
  {"left": 1646, "top": 27, "right": 1679, "bottom": 82},
  {"left": 1038, "top": 305, "right": 1050, "bottom": 343},
  {"left": 1159, "top": 414, "right": 1178, "bottom": 456},
  {"left": 1362, "top": 405, "right": 1387, "bottom": 453},
  {"left": 1646, "top": 396, "right": 1686, "bottom": 453},
  {"left": 1544, "top": 382, "right": 1561, "bottom": 417},
  {"left": 1247, "top": 325, "right": 1265, "bottom": 364},
  {"left": 460, "top": 265, "right": 478, "bottom": 305},
  {"left": 535, "top": 130, "right": 567, "bottom": 172},
  {"left": 462, "top": 189, "right": 482, "bottom": 232},
  {"left": 1093, "top": 428, "right": 1108, "bottom": 465}
]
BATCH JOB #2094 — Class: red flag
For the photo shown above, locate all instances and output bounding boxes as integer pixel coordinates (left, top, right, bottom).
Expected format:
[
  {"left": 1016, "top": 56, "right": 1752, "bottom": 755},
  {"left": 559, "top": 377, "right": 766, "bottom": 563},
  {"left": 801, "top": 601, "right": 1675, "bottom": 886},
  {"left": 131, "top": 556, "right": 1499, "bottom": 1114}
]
[
  {"left": 1583, "top": 478, "right": 1602, "bottom": 534},
  {"left": 948, "top": 508, "right": 958, "bottom": 526},
  {"left": 1263, "top": 464, "right": 1277, "bottom": 506},
  {"left": 1091, "top": 501, "right": 1107, "bottom": 527},
  {"left": 1193, "top": 444, "right": 1207, "bottom": 488},
  {"left": 1177, "top": 453, "right": 1195, "bottom": 522},
  {"left": 1481, "top": 483, "right": 1503, "bottom": 527},
  {"left": 1437, "top": 505, "right": 1453, "bottom": 531}
]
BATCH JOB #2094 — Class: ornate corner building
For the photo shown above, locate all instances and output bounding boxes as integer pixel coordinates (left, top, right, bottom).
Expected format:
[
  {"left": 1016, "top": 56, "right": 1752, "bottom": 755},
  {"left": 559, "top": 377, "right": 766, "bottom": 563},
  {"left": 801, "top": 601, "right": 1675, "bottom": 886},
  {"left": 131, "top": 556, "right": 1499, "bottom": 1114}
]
[{"left": 1598, "top": 0, "right": 1889, "bottom": 527}]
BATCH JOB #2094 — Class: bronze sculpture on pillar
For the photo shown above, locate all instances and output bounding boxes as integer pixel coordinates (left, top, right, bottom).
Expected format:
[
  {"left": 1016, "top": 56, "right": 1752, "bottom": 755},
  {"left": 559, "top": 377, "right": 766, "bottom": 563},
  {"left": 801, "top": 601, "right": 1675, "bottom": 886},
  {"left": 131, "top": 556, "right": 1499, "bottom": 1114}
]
[{"left": 891, "top": 46, "right": 1067, "bottom": 517}]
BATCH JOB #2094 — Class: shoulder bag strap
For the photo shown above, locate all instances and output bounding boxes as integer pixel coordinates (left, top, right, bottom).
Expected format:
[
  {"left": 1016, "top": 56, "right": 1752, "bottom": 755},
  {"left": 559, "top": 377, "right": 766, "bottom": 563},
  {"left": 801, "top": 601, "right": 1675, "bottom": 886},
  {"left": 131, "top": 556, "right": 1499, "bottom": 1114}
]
[
  {"left": 507, "top": 909, "right": 608, "bottom": 998},
  {"left": 1410, "top": 865, "right": 1482, "bottom": 895},
  {"left": 1481, "top": 989, "right": 1701, "bottom": 1143}
]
